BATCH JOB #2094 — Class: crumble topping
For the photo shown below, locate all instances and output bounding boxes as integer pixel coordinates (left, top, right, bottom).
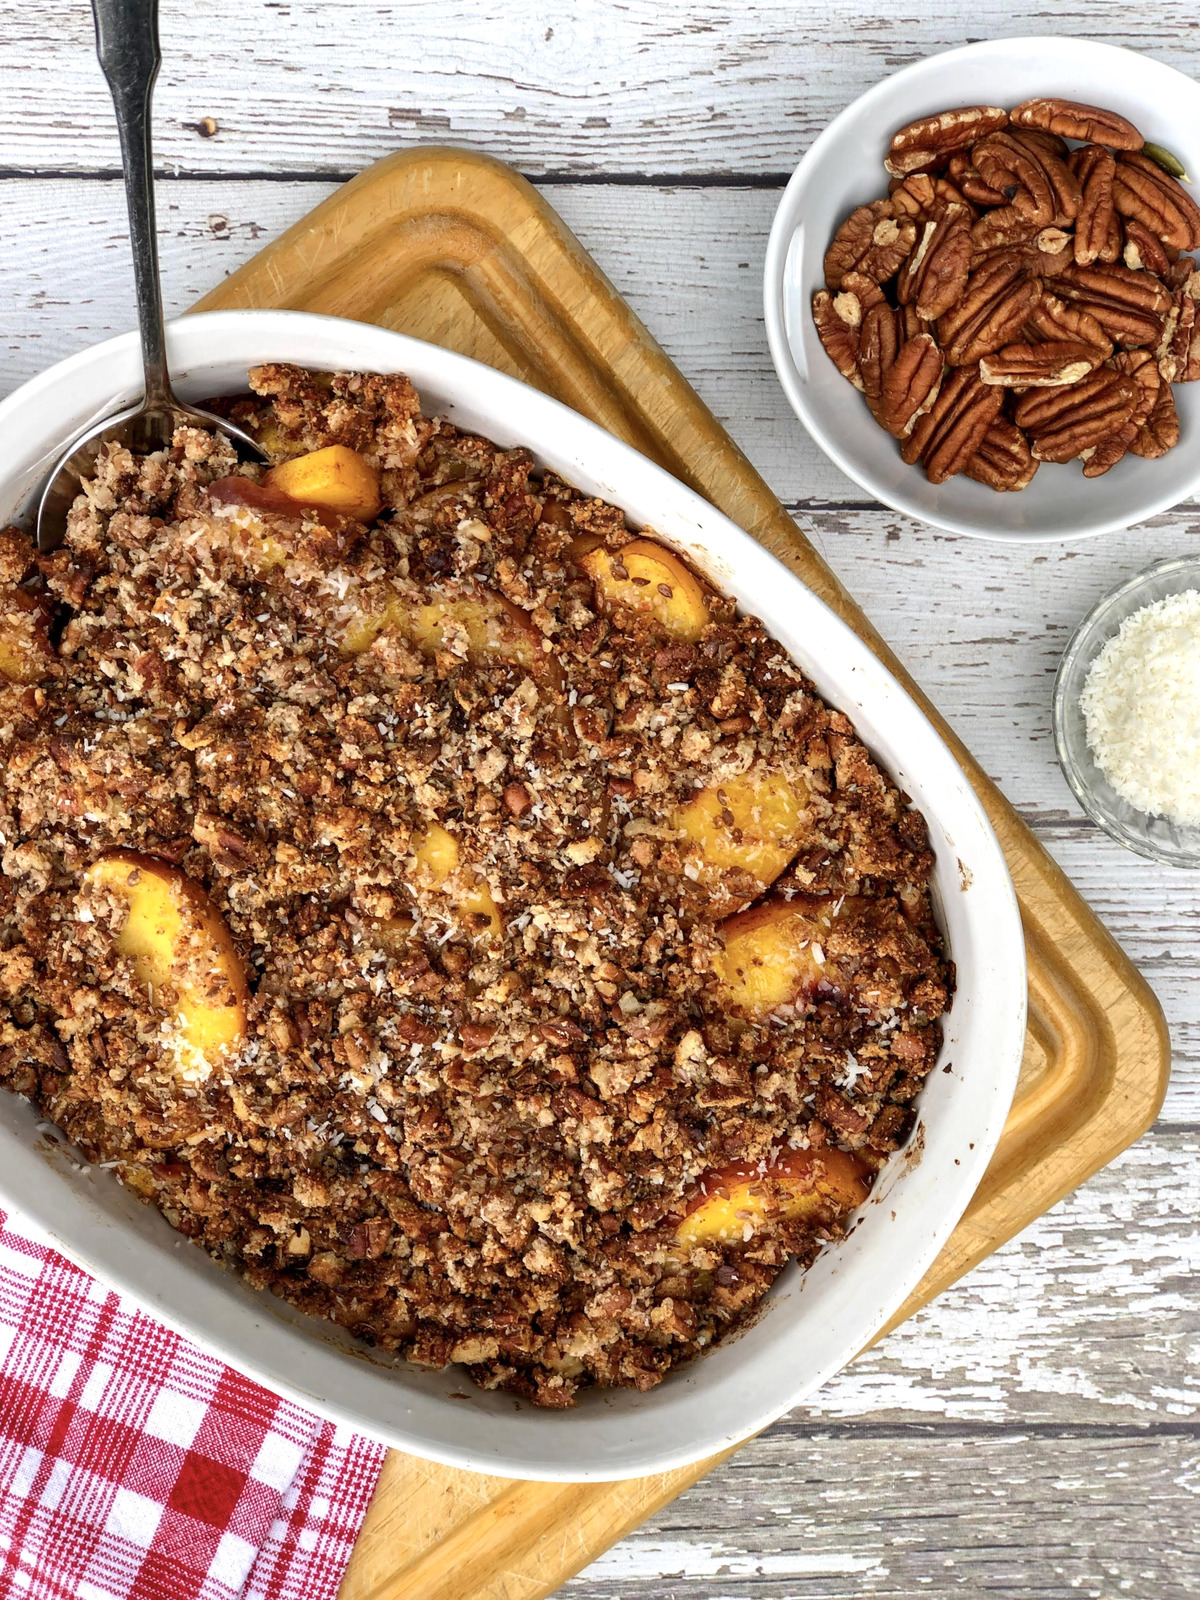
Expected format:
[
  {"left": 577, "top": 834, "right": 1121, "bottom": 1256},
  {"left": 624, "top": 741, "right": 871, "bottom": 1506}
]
[{"left": 0, "top": 365, "right": 951, "bottom": 1406}]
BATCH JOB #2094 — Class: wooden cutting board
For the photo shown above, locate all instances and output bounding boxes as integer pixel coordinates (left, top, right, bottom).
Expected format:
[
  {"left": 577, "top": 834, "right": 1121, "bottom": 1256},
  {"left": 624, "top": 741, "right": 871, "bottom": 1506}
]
[{"left": 192, "top": 148, "right": 1171, "bottom": 1600}]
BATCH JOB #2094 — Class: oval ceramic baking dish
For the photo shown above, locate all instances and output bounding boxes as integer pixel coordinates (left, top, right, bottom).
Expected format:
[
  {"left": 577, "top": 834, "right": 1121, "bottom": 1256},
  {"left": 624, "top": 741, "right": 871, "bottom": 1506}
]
[{"left": 0, "top": 310, "right": 1027, "bottom": 1481}]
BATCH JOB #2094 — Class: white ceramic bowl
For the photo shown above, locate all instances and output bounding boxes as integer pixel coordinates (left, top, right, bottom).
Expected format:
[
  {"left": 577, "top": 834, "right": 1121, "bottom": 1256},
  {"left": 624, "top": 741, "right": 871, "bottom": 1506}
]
[
  {"left": 764, "top": 37, "right": 1200, "bottom": 543},
  {"left": 0, "top": 310, "right": 1026, "bottom": 1479}
]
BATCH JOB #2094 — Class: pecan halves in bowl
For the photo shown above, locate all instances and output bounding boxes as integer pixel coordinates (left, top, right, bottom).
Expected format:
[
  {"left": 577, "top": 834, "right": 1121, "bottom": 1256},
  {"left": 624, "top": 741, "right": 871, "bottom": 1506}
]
[
  {"left": 823, "top": 200, "right": 918, "bottom": 289},
  {"left": 1071, "top": 146, "right": 1116, "bottom": 267},
  {"left": 1014, "top": 370, "right": 1138, "bottom": 463},
  {"left": 964, "top": 417, "right": 1038, "bottom": 491},
  {"left": 1112, "top": 151, "right": 1200, "bottom": 252},
  {"left": 884, "top": 106, "right": 1009, "bottom": 177},
  {"left": 901, "top": 364, "right": 1003, "bottom": 482},
  {"left": 1010, "top": 98, "right": 1144, "bottom": 152}
]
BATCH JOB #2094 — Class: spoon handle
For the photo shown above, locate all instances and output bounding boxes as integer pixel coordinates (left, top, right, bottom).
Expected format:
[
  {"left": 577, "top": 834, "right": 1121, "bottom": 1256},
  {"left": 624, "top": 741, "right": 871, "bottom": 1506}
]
[{"left": 91, "top": 0, "right": 174, "bottom": 413}]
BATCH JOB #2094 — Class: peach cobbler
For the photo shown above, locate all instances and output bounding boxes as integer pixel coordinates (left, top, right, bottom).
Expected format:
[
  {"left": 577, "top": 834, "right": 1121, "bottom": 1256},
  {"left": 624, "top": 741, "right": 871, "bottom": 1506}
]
[{"left": 0, "top": 366, "right": 950, "bottom": 1405}]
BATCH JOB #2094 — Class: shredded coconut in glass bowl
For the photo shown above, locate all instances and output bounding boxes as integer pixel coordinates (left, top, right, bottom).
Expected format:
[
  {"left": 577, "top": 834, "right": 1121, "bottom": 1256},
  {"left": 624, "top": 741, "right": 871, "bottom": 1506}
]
[{"left": 1080, "top": 589, "right": 1200, "bottom": 825}]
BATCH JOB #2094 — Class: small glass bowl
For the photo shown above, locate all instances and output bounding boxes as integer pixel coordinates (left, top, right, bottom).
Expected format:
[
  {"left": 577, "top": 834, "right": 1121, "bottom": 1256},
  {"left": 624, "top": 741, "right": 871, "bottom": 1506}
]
[{"left": 1054, "top": 554, "right": 1200, "bottom": 868}]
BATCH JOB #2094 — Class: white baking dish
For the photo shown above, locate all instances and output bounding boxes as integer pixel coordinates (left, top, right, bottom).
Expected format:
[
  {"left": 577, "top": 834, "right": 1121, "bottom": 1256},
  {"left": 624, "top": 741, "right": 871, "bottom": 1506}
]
[{"left": 0, "top": 310, "right": 1026, "bottom": 1481}]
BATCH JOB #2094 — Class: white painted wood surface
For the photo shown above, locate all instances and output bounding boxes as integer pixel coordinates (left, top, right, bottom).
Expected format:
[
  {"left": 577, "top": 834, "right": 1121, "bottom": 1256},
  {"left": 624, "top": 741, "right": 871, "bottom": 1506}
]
[{"left": 2, "top": 4, "right": 1199, "bottom": 1593}]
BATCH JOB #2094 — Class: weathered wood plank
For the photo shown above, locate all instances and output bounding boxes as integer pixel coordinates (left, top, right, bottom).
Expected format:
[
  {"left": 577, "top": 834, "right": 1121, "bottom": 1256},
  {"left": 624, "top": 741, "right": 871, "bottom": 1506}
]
[
  {"left": 3, "top": 0, "right": 1200, "bottom": 177},
  {"left": 801, "top": 1129, "right": 1200, "bottom": 1428},
  {"left": 562, "top": 1421, "right": 1200, "bottom": 1598}
]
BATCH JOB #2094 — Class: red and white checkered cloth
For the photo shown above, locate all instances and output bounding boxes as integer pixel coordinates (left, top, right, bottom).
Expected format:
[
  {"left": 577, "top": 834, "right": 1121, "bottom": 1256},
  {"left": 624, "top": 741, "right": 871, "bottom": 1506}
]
[{"left": 0, "top": 1207, "right": 387, "bottom": 1600}]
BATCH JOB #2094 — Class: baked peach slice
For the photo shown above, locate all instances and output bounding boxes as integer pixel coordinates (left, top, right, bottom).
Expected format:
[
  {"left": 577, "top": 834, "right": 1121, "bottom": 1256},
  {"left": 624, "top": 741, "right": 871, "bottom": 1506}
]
[
  {"left": 579, "top": 538, "right": 711, "bottom": 642},
  {"left": 83, "top": 850, "right": 248, "bottom": 1082},
  {"left": 410, "top": 822, "right": 502, "bottom": 940},
  {"left": 713, "top": 894, "right": 843, "bottom": 1020},
  {"left": 264, "top": 445, "right": 382, "bottom": 523},
  {"left": 0, "top": 586, "right": 55, "bottom": 684},
  {"left": 673, "top": 765, "right": 811, "bottom": 901},
  {"left": 342, "top": 579, "right": 544, "bottom": 678},
  {"left": 674, "top": 1145, "right": 870, "bottom": 1253}
]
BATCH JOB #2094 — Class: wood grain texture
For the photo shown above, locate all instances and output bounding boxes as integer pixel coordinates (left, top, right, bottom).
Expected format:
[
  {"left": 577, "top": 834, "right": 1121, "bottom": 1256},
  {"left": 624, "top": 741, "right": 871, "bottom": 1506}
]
[{"left": 3, "top": 0, "right": 1200, "bottom": 177}]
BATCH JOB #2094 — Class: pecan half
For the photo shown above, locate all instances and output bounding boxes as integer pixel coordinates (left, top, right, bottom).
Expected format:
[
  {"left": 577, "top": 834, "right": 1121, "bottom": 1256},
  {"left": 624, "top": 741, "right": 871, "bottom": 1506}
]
[
  {"left": 1113, "top": 152, "right": 1200, "bottom": 252},
  {"left": 1080, "top": 350, "right": 1162, "bottom": 475},
  {"left": 972, "top": 132, "right": 1057, "bottom": 227},
  {"left": 885, "top": 106, "right": 1009, "bottom": 177},
  {"left": 1009, "top": 127, "right": 1070, "bottom": 162},
  {"left": 1010, "top": 98, "right": 1144, "bottom": 152},
  {"left": 1166, "top": 256, "right": 1199, "bottom": 291},
  {"left": 1024, "top": 292, "right": 1113, "bottom": 361},
  {"left": 1071, "top": 145, "right": 1116, "bottom": 267},
  {"left": 889, "top": 171, "right": 975, "bottom": 221},
  {"left": 1128, "top": 379, "right": 1180, "bottom": 457},
  {"left": 964, "top": 418, "right": 1038, "bottom": 491},
  {"left": 1122, "top": 217, "right": 1172, "bottom": 277},
  {"left": 937, "top": 258, "right": 1041, "bottom": 365},
  {"left": 979, "top": 340, "right": 1102, "bottom": 386},
  {"left": 1053, "top": 260, "right": 1170, "bottom": 348},
  {"left": 824, "top": 200, "right": 917, "bottom": 289},
  {"left": 901, "top": 365, "right": 1004, "bottom": 482},
  {"left": 897, "top": 203, "right": 973, "bottom": 319},
  {"left": 812, "top": 290, "right": 864, "bottom": 389},
  {"left": 1014, "top": 370, "right": 1137, "bottom": 463},
  {"left": 859, "top": 305, "right": 944, "bottom": 437},
  {"left": 1157, "top": 282, "right": 1200, "bottom": 383}
]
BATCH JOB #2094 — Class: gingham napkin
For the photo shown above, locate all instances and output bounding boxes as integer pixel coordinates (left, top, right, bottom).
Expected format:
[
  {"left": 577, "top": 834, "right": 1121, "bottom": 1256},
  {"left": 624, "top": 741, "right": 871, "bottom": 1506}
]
[{"left": 0, "top": 1207, "right": 387, "bottom": 1600}]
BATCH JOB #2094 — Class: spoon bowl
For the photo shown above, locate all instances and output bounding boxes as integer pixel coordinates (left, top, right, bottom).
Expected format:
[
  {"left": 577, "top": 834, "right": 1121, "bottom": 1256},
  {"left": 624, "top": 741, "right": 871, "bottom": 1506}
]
[
  {"left": 36, "top": 0, "right": 263, "bottom": 554},
  {"left": 36, "top": 400, "right": 263, "bottom": 552}
]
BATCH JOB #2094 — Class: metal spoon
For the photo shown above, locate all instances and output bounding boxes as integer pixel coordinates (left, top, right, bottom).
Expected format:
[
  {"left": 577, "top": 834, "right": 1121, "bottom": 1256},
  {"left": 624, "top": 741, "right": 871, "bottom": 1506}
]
[{"left": 36, "top": 0, "right": 262, "bottom": 552}]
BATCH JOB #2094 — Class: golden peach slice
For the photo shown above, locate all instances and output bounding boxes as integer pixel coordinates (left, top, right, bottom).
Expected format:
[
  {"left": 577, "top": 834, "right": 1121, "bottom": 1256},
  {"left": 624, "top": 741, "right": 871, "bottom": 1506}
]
[
  {"left": 83, "top": 850, "right": 247, "bottom": 1082},
  {"left": 410, "top": 822, "right": 502, "bottom": 939},
  {"left": 0, "top": 586, "right": 54, "bottom": 684},
  {"left": 714, "top": 894, "right": 843, "bottom": 1020},
  {"left": 342, "top": 581, "right": 542, "bottom": 677},
  {"left": 675, "top": 1145, "right": 870, "bottom": 1253},
  {"left": 673, "top": 766, "right": 810, "bottom": 900},
  {"left": 264, "top": 445, "right": 382, "bottom": 523},
  {"left": 580, "top": 538, "right": 711, "bottom": 642}
]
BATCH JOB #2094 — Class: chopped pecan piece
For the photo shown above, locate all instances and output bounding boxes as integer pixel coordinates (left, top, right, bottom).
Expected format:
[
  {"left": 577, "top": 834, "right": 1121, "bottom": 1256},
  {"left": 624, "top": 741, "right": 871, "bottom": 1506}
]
[
  {"left": 1128, "top": 379, "right": 1180, "bottom": 457},
  {"left": 937, "top": 258, "right": 1042, "bottom": 365},
  {"left": 823, "top": 200, "right": 916, "bottom": 289},
  {"left": 1014, "top": 370, "right": 1138, "bottom": 463},
  {"left": 1113, "top": 152, "right": 1200, "bottom": 252},
  {"left": 1071, "top": 145, "right": 1116, "bottom": 267},
  {"left": 884, "top": 105, "right": 1009, "bottom": 177},
  {"left": 978, "top": 340, "right": 1101, "bottom": 387},
  {"left": 1010, "top": 98, "right": 1144, "bottom": 152},
  {"left": 964, "top": 418, "right": 1038, "bottom": 491},
  {"left": 901, "top": 365, "right": 1003, "bottom": 483}
]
